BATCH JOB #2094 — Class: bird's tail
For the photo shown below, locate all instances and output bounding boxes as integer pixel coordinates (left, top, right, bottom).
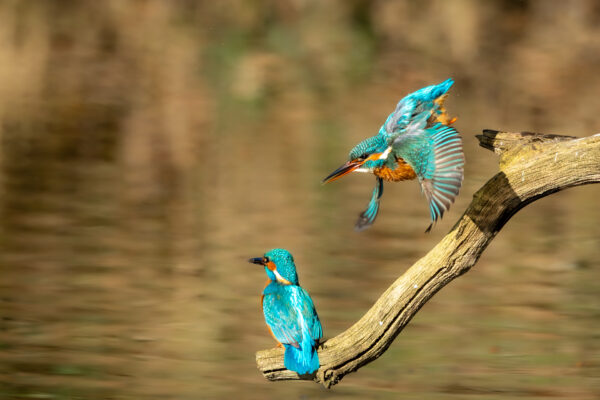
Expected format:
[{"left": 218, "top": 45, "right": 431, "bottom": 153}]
[
  {"left": 355, "top": 177, "right": 384, "bottom": 231},
  {"left": 283, "top": 343, "right": 319, "bottom": 375}
]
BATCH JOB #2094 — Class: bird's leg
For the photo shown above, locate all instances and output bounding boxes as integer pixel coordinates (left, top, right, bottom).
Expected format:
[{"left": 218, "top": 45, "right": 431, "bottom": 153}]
[{"left": 355, "top": 177, "right": 384, "bottom": 231}]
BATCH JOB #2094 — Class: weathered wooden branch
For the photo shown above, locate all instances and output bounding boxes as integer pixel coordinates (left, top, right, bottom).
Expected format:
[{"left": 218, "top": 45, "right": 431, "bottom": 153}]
[{"left": 256, "top": 130, "right": 600, "bottom": 388}]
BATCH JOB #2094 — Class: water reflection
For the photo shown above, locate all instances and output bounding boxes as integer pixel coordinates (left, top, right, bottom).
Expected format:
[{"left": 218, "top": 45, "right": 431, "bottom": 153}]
[{"left": 1, "top": 1, "right": 600, "bottom": 399}]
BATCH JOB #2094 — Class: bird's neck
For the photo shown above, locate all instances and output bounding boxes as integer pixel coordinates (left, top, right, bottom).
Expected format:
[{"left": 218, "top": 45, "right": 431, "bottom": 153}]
[{"left": 263, "top": 280, "right": 295, "bottom": 294}]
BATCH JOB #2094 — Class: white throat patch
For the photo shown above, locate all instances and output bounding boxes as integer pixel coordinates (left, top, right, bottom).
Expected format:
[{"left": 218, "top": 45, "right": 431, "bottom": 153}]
[
  {"left": 379, "top": 146, "right": 392, "bottom": 160},
  {"left": 274, "top": 269, "right": 292, "bottom": 285}
]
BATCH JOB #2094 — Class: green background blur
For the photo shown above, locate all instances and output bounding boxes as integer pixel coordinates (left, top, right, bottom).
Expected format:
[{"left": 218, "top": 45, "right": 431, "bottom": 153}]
[{"left": 1, "top": 1, "right": 599, "bottom": 399}]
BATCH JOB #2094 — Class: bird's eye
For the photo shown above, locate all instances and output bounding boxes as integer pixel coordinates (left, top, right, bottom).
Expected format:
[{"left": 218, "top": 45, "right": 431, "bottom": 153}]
[
  {"left": 359, "top": 153, "right": 368, "bottom": 161},
  {"left": 263, "top": 257, "right": 270, "bottom": 264}
]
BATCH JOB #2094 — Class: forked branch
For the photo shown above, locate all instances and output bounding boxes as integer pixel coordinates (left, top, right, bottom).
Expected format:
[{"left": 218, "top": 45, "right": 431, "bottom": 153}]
[{"left": 256, "top": 130, "right": 600, "bottom": 388}]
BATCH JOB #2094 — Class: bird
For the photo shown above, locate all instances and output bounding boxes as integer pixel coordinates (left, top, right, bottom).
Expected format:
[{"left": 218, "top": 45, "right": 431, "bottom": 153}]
[
  {"left": 322, "top": 78, "right": 464, "bottom": 232},
  {"left": 248, "top": 248, "right": 323, "bottom": 375}
]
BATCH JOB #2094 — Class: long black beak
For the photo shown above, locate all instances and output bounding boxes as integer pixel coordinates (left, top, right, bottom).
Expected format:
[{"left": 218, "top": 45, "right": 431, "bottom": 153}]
[
  {"left": 322, "top": 160, "right": 362, "bottom": 184},
  {"left": 248, "top": 257, "right": 265, "bottom": 265}
]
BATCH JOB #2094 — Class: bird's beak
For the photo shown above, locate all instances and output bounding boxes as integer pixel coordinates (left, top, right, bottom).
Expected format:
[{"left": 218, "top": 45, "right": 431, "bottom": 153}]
[
  {"left": 322, "top": 160, "right": 363, "bottom": 184},
  {"left": 248, "top": 257, "right": 265, "bottom": 266}
]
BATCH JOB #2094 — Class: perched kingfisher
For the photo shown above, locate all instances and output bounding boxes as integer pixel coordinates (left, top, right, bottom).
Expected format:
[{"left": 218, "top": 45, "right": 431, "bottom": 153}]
[
  {"left": 323, "top": 78, "right": 464, "bottom": 232},
  {"left": 248, "top": 249, "right": 323, "bottom": 375}
]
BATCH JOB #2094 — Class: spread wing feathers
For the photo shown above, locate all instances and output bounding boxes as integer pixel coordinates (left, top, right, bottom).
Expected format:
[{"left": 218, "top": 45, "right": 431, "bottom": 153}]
[
  {"left": 262, "top": 286, "right": 322, "bottom": 349},
  {"left": 355, "top": 177, "right": 384, "bottom": 231},
  {"left": 382, "top": 78, "right": 454, "bottom": 141},
  {"left": 392, "top": 123, "right": 464, "bottom": 228}
]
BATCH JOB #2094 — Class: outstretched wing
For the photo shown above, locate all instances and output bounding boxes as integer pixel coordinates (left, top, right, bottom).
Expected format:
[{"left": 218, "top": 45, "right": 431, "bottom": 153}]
[
  {"left": 392, "top": 122, "right": 464, "bottom": 227},
  {"left": 380, "top": 78, "right": 454, "bottom": 143},
  {"left": 263, "top": 286, "right": 322, "bottom": 347}
]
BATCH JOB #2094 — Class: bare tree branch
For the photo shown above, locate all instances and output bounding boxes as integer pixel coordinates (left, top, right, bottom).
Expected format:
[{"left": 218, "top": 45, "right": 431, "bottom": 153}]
[{"left": 256, "top": 130, "right": 600, "bottom": 388}]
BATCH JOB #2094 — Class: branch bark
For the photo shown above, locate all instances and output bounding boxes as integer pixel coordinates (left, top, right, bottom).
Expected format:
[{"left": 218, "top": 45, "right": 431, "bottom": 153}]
[{"left": 256, "top": 130, "right": 600, "bottom": 388}]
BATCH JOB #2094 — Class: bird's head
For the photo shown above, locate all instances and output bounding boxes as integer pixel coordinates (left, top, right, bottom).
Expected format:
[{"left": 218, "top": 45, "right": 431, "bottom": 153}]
[
  {"left": 248, "top": 248, "right": 299, "bottom": 285},
  {"left": 322, "top": 135, "right": 388, "bottom": 183}
]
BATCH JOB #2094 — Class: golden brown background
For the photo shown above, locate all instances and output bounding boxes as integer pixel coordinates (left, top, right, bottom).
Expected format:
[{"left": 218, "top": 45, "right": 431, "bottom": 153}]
[{"left": 1, "top": 1, "right": 599, "bottom": 399}]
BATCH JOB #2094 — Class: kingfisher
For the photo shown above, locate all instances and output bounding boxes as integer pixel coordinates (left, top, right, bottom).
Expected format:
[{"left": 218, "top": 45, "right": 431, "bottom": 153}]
[
  {"left": 323, "top": 78, "right": 464, "bottom": 232},
  {"left": 248, "top": 248, "right": 323, "bottom": 375}
]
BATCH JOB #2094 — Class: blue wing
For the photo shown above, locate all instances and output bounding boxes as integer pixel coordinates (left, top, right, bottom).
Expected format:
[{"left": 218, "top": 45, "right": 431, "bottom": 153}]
[
  {"left": 262, "top": 285, "right": 322, "bottom": 347},
  {"left": 380, "top": 78, "right": 454, "bottom": 143},
  {"left": 392, "top": 122, "right": 464, "bottom": 229},
  {"left": 355, "top": 177, "right": 384, "bottom": 231}
]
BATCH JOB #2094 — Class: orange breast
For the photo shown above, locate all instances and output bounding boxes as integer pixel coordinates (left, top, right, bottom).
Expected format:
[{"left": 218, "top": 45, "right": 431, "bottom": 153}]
[{"left": 374, "top": 158, "right": 417, "bottom": 182}]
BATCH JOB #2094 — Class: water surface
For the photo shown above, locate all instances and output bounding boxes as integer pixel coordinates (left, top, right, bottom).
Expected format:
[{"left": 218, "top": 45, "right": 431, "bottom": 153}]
[{"left": 1, "top": 2, "right": 600, "bottom": 399}]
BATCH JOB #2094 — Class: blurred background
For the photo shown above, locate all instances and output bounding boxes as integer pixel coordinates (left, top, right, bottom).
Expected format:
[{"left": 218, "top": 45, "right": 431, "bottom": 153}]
[{"left": 1, "top": 1, "right": 599, "bottom": 399}]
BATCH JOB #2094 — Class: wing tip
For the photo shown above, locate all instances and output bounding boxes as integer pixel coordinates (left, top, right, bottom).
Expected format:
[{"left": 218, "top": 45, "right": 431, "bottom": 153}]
[
  {"left": 422, "top": 175, "right": 463, "bottom": 230},
  {"left": 425, "top": 222, "right": 434, "bottom": 233}
]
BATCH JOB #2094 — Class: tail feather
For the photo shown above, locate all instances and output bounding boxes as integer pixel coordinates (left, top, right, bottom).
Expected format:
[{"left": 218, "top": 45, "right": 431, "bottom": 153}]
[
  {"left": 283, "top": 343, "right": 319, "bottom": 375},
  {"left": 355, "top": 177, "right": 384, "bottom": 231}
]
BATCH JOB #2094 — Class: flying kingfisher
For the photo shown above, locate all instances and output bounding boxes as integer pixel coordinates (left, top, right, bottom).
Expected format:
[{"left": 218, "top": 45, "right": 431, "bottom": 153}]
[
  {"left": 323, "top": 78, "right": 464, "bottom": 232},
  {"left": 248, "top": 248, "right": 323, "bottom": 375}
]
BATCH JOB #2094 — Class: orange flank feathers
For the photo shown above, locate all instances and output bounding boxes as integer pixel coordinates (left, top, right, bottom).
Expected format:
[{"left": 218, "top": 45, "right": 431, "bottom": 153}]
[
  {"left": 374, "top": 158, "right": 417, "bottom": 182},
  {"left": 268, "top": 325, "right": 284, "bottom": 347},
  {"left": 261, "top": 281, "right": 283, "bottom": 347}
]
